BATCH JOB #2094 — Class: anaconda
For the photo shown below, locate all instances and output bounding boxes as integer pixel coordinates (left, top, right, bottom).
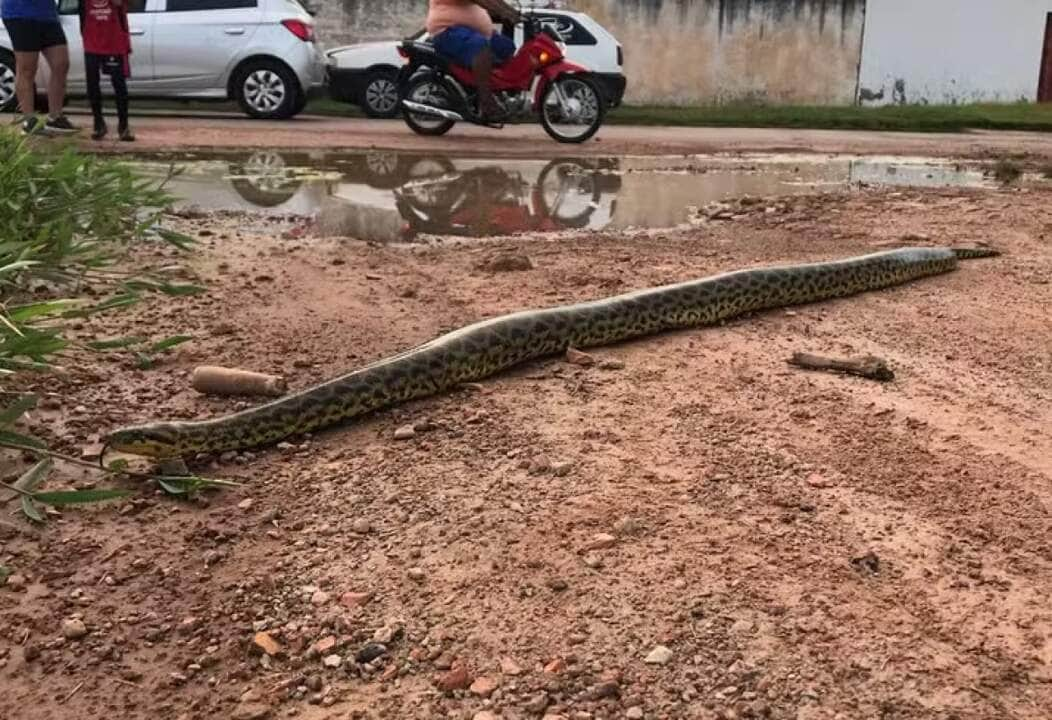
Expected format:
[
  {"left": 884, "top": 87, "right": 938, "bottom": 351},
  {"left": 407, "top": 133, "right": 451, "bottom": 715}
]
[{"left": 103, "top": 246, "right": 998, "bottom": 459}]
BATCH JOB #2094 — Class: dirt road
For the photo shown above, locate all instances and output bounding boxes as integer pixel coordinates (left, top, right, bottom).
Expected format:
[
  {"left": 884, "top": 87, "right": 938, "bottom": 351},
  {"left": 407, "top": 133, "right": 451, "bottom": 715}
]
[
  {"left": 3, "top": 171, "right": 1051, "bottom": 720},
  {"left": 80, "top": 113, "right": 1052, "bottom": 162}
]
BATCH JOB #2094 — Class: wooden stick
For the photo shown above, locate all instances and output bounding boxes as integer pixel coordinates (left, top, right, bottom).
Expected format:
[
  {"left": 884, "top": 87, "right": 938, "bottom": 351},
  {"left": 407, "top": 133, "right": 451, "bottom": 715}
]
[
  {"left": 788, "top": 352, "right": 895, "bottom": 382},
  {"left": 191, "top": 366, "right": 287, "bottom": 398}
]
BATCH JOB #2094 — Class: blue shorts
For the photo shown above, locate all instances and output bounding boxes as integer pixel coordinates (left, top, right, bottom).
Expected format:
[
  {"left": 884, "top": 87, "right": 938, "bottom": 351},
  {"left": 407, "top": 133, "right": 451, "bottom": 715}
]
[{"left": 432, "top": 25, "right": 515, "bottom": 68}]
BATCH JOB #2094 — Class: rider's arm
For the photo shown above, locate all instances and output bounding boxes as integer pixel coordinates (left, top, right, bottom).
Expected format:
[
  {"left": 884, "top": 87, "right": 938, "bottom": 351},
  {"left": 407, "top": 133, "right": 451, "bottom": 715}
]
[{"left": 471, "top": 0, "right": 522, "bottom": 24}]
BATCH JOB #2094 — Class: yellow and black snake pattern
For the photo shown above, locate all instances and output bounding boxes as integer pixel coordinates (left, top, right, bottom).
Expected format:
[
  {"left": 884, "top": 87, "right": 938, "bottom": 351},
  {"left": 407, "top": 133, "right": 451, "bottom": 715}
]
[{"left": 103, "top": 246, "right": 997, "bottom": 459}]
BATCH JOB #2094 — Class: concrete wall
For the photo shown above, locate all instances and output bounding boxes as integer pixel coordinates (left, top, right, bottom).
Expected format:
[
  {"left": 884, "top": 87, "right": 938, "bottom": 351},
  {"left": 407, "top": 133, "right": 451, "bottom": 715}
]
[
  {"left": 858, "top": 0, "right": 1052, "bottom": 105},
  {"left": 574, "top": 0, "right": 866, "bottom": 104},
  {"left": 313, "top": 0, "right": 867, "bottom": 105},
  {"left": 314, "top": 0, "right": 426, "bottom": 48}
]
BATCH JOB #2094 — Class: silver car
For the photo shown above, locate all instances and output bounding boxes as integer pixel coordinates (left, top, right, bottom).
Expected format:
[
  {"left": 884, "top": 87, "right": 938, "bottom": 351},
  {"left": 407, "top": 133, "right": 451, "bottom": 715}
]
[{"left": 0, "top": 0, "right": 327, "bottom": 120}]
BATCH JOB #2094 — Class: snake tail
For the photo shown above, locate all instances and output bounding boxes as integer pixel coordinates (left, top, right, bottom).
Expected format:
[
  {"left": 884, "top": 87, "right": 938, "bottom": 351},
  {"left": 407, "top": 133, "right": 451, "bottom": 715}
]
[{"left": 102, "top": 246, "right": 998, "bottom": 459}]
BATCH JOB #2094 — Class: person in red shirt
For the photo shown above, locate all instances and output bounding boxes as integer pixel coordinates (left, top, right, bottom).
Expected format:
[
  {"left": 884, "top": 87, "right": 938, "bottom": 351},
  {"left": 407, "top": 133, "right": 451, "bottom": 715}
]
[{"left": 78, "top": 0, "right": 133, "bottom": 141}]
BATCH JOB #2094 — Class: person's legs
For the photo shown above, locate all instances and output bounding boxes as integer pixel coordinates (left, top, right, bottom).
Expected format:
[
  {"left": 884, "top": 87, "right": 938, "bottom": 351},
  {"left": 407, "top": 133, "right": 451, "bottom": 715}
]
[
  {"left": 85, "top": 52, "right": 106, "bottom": 137},
  {"left": 40, "top": 41, "right": 69, "bottom": 121},
  {"left": 11, "top": 49, "right": 39, "bottom": 120},
  {"left": 432, "top": 26, "right": 503, "bottom": 120},
  {"left": 110, "top": 59, "right": 133, "bottom": 140}
]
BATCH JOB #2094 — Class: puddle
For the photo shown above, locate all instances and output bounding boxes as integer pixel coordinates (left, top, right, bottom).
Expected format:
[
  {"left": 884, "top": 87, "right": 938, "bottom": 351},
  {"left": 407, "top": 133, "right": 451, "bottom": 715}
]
[{"left": 127, "top": 150, "right": 1002, "bottom": 243}]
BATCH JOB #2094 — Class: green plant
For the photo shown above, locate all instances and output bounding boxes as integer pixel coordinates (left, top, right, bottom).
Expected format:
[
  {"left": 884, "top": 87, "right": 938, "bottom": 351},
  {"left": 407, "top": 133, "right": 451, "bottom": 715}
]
[
  {"left": 0, "top": 131, "right": 232, "bottom": 520},
  {"left": 1, "top": 394, "right": 239, "bottom": 523},
  {"left": 991, "top": 157, "right": 1023, "bottom": 185},
  {"left": 0, "top": 129, "right": 203, "bottom": 373}
]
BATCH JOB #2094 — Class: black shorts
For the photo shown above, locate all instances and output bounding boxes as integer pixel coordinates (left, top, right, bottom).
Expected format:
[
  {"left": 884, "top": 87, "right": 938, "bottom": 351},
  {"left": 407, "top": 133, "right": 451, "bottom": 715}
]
[{"left": 2, "top": 17, "right": 67, "bottom": 52}]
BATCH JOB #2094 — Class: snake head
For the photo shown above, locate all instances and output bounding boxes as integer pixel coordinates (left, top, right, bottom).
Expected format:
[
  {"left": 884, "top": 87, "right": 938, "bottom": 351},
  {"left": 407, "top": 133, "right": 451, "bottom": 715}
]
[{"left": 102, "top": 424, "right": 184, "bottom": 460}]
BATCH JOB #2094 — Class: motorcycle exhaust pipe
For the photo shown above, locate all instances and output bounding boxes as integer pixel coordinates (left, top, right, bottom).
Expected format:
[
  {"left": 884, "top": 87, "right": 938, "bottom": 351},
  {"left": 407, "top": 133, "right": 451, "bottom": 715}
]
[{"left": 402, "top": 100, "right": 465, "bottom": 122}]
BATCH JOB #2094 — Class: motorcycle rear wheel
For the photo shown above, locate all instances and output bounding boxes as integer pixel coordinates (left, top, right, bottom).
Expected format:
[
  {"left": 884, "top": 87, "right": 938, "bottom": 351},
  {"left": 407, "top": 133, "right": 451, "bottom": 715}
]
[
  {"left": 539, "top": 74, "right": 605, "bottom": 144},
  {"left": 402, "top": 74, "right": 457, "bottom": 137}
]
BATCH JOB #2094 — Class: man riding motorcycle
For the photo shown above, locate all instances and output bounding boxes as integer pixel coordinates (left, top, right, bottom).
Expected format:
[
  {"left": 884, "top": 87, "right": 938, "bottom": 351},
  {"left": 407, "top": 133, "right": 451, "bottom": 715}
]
[{"left": 425, "top": 0, "right": 522, "bottom": 122}]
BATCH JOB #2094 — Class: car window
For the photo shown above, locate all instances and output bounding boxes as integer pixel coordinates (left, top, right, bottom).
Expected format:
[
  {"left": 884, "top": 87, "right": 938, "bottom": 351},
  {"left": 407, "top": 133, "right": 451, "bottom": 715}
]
[
  {"left": 58, "top": 0, "right": 148, "bottom": 14},
  {"left": 531, "top": 14, "right": 597, "bottom": 46},
  {"left": 166, "top": 0, "right": 257, "bottom": 11}
]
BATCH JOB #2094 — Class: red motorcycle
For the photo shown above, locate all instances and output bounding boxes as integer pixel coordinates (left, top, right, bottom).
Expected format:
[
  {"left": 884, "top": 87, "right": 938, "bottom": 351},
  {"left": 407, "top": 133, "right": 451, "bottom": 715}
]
[{"left": 396, "top": 15, "right": 605, "bottom": 144}]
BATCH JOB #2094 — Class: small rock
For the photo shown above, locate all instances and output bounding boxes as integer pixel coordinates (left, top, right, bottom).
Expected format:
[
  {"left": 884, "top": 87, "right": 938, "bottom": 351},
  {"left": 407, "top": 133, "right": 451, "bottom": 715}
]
[
  {"left": 393, "top": 425, "right": 416, "bottom": 440},
  {"left": 585, "top": 679, "right": 621, "bottom": 700},
  {"left": 582, "top": 554, "right": 603, "bottom": 569},
  {"left": 529, "top": 455, "right": 552, "bottom": 474},
  {"left": 237, "top": 498, "right": 254, "bottom": 510},
  {"left": 436, "top": 665, "right": 472, "bottom": 692},
  {"left": 61, "top": 618, "right": 88, "bottom": 640},
  {"left": 614, "top": 517, "right": 644, "bottom": 536},
  {"left": 546, "top": 577, "right": 569, "bottom": 592},
  {"left": 644, "top": 646, "right": 673, "bottom": 665},
  {"left": 306, "top": 674, "right": 324, "bottom": 692},
  {"left": 232, "top": 703, "right": 272, "bottom": 720},
  {"left": 598, "top": 359, "right": 626, "bottom": 371},
  {"left": 434, "top": 652, "right": 454, "bottom": 670},
  {"left": 626, "top": 707, "right": 644, "bottom": 719},
  {"left": 544, "top": 657, "right": 566, "bottom": 674},
  {"left": 351, "top": 518, "right": 372, "bottom": 534},
  {"left": 500, "top": 656, "right": 523, "bottom": 676},
  {"left": 356, "top": 643, "right": 387, "bottom": 663},
  {"left": 252, "top": 631, "right": 282, "bottom": 657},
  {"left": 565, "top": 347, "right": 595, "bottom": 366},
  {"left": 480, "top": 253, "right": 534, "bottom": 272},
  {"left": 805, "top": 473, "right": 832, "bottom": 489},
  {"left": 523, "top": 692, "right": 550, "bottom": 713},
  {"left": 551, "top": 461, "right": 573, "bottom": 477},
  {"left": 310, "top": 590, "right": 331, "bottom": 606},
  {"left": 851, "top": 551, "right": 881, "bottom": 575},
  {"left": 373, "top": 623, "right": 402, "bottom": 644},
  {"left": 321, "top": 654, "right": 342, "bottom": 669},
  {"left": 470, "top": 675, "right": 499, "bottom": 697},
  {"left": 585, "top": 533, "right": 617, "bottom": 551},
  {"left": 474, "top": 712, "right": 500, "bottom": 720},
  {"left": 5, "top": 573, "right": 26, "bottom": 590},
  {"left": 407, "top": 567, "right": 426, "bottom": 582},
  {"left": 312, "top": 636, "right": 337, "bottom": 655},
  {"left": 340, "top": 591, "right": 373, "bottom": 607}
]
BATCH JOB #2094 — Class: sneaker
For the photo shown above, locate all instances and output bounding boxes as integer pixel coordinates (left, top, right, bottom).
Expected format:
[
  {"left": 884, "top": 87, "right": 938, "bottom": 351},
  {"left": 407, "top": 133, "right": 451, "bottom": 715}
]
[
  {"left": 44, "top": 114, "right": 78, "bottom": 135},
  {"left": 118, "top": 125, "right": 135, "bottom": 142},
  {"left": 21, "top": 115, "right": 42, "bottom": 135},
  {"left": 92, "top": 120, "right": 108, "bottom": 141}
]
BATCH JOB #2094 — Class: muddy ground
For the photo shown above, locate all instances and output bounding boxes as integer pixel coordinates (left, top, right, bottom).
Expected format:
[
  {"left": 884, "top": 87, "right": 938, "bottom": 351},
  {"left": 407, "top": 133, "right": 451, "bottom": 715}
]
[
  {"left": 78, "top": 113, "right": 1052, "bottom": 164},
  {"left": 2, "top": 165, "right": 1051, "bottom": 720}
]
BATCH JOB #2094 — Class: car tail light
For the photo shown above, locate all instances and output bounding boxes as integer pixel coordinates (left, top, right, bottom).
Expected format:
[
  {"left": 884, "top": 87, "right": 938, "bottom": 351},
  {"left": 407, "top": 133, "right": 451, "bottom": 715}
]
[{"left": 282, "top": 19, "right": 315, "bottom": 42}]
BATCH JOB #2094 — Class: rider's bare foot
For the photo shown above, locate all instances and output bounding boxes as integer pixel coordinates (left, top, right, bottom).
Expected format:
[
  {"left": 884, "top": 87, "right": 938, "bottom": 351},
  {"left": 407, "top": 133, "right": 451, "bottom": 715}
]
[{"left": 477, "top": 95, "right": 506, "bottom": 123}]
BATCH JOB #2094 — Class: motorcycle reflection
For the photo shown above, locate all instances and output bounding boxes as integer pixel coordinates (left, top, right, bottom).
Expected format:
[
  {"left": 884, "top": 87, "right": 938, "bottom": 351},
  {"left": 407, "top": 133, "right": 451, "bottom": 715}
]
[
  {"left": 221, "top": 150, "right": 622, "bottom": 242},
  {"left": 392, "top": 158, "right": 621, "bottom": 241}
]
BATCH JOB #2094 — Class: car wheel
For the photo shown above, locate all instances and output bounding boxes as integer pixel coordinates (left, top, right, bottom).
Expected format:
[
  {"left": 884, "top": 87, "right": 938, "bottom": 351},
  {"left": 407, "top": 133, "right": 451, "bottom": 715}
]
[
  {"left": 289, "top": 89, "right": 308, "bottom": 118},
  {"left": 233, "top": 59, "right": 301, "bottom": 120},
  {"left": 360, "top": 68, "right": 400, "bottom": 119},
  {"left": 0, "top": 50, "right": 18, "bottom": 113}
]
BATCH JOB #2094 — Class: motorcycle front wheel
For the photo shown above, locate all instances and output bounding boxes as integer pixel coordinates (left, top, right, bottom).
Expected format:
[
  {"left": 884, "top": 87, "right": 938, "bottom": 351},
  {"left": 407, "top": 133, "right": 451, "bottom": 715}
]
[
  {"left": 539, "top": 75, "right": 605, "bottom": 144},
  {"left": 402, "top": 73, "right": 458, "bottom": 137}
]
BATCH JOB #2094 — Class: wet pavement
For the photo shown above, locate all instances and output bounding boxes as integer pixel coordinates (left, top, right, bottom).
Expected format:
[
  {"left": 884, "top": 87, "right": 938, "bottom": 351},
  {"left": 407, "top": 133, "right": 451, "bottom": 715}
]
[{"left": 128, "top": 150, "right": 1006, "bottom": 242}]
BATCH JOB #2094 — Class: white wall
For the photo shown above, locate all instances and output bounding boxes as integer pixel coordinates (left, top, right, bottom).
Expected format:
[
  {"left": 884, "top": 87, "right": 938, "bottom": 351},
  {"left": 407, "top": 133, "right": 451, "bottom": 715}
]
[{"left": 858, "top": 0, "right": 1052, "bottom": 104}]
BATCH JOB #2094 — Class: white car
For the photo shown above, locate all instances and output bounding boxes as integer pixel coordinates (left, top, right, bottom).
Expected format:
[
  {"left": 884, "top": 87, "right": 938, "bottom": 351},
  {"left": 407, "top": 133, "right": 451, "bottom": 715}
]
[
  {"left": 0, "top": 0, "right": 327, "bottom": 120},
  {"left": 326, "top": 7, "right": 625, "bottom": 119}
]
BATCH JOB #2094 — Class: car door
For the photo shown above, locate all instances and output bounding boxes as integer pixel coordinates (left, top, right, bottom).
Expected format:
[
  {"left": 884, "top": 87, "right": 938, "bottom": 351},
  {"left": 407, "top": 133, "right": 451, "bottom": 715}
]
[
  {"left": 531, "top": 12, "right": 605, "bottom": 72},
  {"left": 150, "top": 0, "right": 261, "bottom": 92},
  {"left": 55, "top": 0, "right": 155, "bottom": 92}
]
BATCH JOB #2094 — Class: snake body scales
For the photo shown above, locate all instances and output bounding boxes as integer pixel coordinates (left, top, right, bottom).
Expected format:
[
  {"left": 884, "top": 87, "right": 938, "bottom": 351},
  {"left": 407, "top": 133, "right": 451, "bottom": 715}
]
[{"left": 103, "top": 246, "right": 997, "bottom": 459}]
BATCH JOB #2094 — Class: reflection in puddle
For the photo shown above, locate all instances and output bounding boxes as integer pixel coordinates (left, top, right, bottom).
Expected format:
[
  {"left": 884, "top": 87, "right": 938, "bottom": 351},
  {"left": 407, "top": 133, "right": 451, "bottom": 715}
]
[{"left": 129, "top": 150, "right": 999, "bottom": 243}]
